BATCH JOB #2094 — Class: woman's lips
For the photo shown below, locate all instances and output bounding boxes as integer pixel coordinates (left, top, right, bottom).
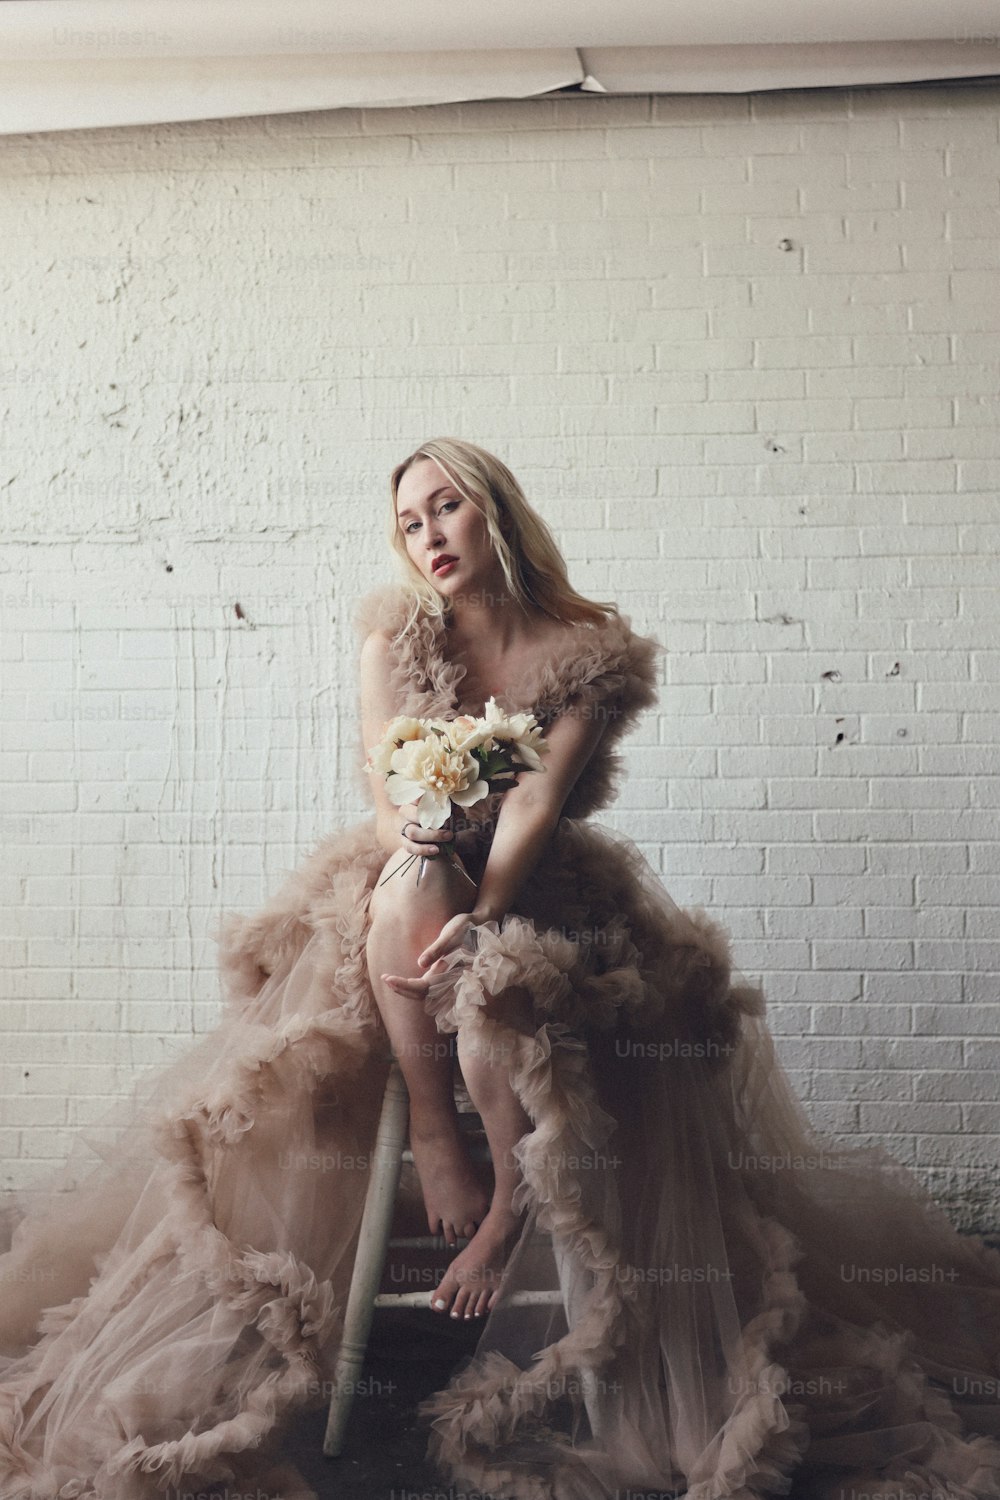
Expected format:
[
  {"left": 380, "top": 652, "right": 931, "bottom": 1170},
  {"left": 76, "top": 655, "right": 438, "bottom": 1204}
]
[{"left": 432, "top": 556, "right": 457, "bottom": 575}]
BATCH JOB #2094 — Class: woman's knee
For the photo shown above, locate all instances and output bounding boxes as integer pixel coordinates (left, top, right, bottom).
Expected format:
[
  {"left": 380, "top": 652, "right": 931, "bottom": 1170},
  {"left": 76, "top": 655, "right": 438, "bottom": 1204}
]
[{"left": 368, "top": 848, "right": 467, "bottom": 938}]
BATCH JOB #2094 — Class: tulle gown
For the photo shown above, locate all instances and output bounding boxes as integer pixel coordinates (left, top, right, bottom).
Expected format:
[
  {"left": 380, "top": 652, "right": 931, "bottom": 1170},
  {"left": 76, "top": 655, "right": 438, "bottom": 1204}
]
[{"left": 2, "top": 581, "right": 1000, "bottom": 1500}]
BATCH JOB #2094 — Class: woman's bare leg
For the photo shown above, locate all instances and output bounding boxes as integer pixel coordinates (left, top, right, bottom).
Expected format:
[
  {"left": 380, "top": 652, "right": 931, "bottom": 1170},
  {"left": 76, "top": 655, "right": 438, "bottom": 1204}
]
[
  {"left": 431, "top": 987, "right": 535, "bottom": 1321},
  {"left": 366, "top": 850, "right": 489, "bottom": 1246}
]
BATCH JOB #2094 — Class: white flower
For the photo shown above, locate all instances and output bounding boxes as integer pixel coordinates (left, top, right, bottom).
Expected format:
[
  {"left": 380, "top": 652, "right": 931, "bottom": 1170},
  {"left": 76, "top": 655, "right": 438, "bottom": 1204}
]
[
  {"left": 480, "top": 696, "right": 549, "bottom": 773},
  {"left": 385, "top": 733, "right": 490, "bottom": 828},
  {"left": 364, "top": 715, "right": 428, "bottom": 775},
  {"left": 442, "top": 713, "right": 492, "bottom": 754}
]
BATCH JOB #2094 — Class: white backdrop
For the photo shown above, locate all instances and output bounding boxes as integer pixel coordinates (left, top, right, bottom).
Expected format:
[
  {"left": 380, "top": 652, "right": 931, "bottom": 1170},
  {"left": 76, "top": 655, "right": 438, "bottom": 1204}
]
[{"left": 2, "top": 81, "right": 999, "bottom": 1224}]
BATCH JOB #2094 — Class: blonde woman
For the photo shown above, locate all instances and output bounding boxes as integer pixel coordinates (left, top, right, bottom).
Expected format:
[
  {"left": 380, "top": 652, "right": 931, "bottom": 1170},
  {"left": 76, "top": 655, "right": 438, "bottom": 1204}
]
[
  {"left": 363, "top": 438, "right": 623, "bottom": 1324},
  {"left": 1, "top": 438, "right": 1000, "bottom": 1500}
]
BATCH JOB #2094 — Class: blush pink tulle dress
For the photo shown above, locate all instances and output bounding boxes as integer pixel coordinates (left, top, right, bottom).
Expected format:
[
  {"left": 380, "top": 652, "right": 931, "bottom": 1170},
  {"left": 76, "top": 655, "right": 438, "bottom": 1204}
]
[{"left": 2, "top": 580, "right": 1000, "bottom": 1500}]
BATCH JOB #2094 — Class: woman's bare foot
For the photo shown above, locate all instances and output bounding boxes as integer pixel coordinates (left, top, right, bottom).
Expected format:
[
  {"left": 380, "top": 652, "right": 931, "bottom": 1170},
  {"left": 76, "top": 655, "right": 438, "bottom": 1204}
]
[
  {"left": 430, "top": 1203, "right": 526, "bottom": 1320},
  {"left": 408, "top": 1115, "right": 491, "bottom": 1247}
]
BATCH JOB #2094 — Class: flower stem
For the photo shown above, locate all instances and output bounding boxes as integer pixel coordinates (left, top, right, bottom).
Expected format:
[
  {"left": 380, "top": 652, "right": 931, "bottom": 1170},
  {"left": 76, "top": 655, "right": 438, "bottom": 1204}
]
[
  {"left": 378, "top": 852, "right": 418, "bottom": 886},
  {"left": 419, "top": 845, "right": 478, "bottom": 889},
  {"left": 378, "top": 828, "right": 477, "bottom": 890}
]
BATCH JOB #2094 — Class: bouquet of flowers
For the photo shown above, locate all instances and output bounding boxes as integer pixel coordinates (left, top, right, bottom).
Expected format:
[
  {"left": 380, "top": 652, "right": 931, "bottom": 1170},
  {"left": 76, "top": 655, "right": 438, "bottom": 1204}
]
[{"left": 365, "top": 697, "right": 549, "bottom": 887}]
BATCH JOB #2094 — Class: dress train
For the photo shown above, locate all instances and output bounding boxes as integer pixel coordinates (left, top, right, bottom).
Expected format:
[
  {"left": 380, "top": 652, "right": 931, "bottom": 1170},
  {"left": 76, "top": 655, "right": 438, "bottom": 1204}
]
[{"left": 1, "top": 581, "right": 999, "bottom": 1500}]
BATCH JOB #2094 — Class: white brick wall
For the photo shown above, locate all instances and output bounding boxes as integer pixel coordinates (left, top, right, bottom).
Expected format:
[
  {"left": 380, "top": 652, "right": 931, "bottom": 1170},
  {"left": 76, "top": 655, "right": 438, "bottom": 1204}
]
[{"left": 1, "top": 84, "right": 998, "bottom": 1227}]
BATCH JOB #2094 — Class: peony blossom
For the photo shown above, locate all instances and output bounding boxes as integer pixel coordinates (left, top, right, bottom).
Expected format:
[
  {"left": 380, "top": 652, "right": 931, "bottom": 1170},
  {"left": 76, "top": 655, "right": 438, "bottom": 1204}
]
[
  {"left": 364, "top": 715, "right": 429, "bottom": 775},
  {"left": 385, "top": 737, "right": 490, "bottom": 829},
  {"left": 441, "top": 713, "right": 492, "bottom": 755},
  {"left": 366, "top": 698, "right": 550, "bottom": 885},
  {"left": 479, "top": 696, "right": 548, "bottom": 772}
]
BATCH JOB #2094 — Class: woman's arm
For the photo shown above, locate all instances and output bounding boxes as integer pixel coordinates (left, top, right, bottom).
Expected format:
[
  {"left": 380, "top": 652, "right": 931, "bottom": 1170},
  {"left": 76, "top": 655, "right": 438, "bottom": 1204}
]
[
  {"left": 360, "top": 627, "right": 458, "bottom": 862},
  {"left": 359, "top": 629, "right": 405, "bottom": 854},
  {"left": 470, "top": 700, "right": 610, "bottom": 923},
  {"left": 386, "top": 698, "right": 612, "bottom": 990}
]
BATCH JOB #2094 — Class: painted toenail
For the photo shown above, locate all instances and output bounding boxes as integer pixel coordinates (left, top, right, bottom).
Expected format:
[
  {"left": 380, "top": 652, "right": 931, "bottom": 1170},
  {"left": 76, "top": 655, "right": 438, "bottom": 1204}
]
[{"left": 432, "top": 1298, "right": 446, "bottom": 1309}]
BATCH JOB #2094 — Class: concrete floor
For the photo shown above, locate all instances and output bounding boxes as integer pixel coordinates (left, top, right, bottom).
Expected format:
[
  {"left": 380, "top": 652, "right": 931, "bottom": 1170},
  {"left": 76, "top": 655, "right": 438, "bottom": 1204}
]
[
  {"left": 284, "top": 1232, "right": 1000, "bottom": 1500},
  {"left": 286, "top": 1304, "right": 485, "bottom": 1499}
]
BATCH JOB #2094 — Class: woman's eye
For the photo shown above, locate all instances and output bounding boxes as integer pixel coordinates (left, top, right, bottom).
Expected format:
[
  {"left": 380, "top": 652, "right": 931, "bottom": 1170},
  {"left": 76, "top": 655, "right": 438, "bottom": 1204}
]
[{"left": 404, "top": 499, "right": 458, "bottom": 534}]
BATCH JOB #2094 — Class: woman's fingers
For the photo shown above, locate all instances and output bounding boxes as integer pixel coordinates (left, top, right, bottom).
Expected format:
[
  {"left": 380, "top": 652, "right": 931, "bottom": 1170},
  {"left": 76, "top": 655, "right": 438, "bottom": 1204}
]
[
  {"left": 380, "top": 915, "right": 473, "bottom": 999},
  {"left": 420, "top": 918, "right": 471, "bottom": 968},
  {"left": 380, "top": 956, "right": 448, "bottom": 999},
  {"left": 379, "top": 972, "right": 421, "bottom": 999},
  {"left": 403, "top": 827, "right": 437, "bottom": 856},
  {"left": 380, "top": 971, "right": 430, "bottom": 1000},
  {"left": 398, "top": 803, "right": 453, "bottom": 857}
]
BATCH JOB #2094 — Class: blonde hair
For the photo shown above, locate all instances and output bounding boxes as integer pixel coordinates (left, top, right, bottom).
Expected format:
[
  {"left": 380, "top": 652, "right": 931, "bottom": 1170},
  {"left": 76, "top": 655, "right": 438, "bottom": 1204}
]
[{"left": 388, "top": 437, "right": 618, "bottom": 628}]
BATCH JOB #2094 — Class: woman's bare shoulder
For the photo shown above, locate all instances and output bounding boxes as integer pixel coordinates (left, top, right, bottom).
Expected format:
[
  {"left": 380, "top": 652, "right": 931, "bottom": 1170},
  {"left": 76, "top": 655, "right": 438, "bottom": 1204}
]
[
  {"left": 358, "top": 627, "right": 395, "bottom": 687},
  {"left": 351, "top": 581, "right": 414, "bottom": 645}
]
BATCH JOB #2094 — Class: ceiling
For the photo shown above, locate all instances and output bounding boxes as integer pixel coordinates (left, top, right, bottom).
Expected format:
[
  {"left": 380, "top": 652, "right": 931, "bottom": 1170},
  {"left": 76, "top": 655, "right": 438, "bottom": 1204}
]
[{"left": 2, "top": 0, "right": 999, "bottom": 134}]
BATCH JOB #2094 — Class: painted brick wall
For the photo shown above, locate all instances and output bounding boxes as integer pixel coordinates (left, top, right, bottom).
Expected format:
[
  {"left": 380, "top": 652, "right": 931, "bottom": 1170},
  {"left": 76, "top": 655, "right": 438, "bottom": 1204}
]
[{"left": 1, "top": 84, "right": 998, "bottom": 1227}]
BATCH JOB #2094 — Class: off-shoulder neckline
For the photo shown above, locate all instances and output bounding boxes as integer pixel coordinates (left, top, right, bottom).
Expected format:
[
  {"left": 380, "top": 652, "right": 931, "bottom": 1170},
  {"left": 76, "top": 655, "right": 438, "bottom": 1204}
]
[
  {"left": 420, "top": 606, "right": 597, "bottom": 717},
  {"left": 357, "top": 581, "right": 633, "bottom": 719}
]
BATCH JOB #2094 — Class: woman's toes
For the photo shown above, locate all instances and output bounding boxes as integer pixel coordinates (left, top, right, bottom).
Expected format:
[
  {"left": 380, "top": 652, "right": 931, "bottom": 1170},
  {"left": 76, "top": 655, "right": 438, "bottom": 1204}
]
[
  {"left": 446, "top": 1283, "right": 465, "bottom": 1318},
  {"left": 433, "top": 1215, "right": 455, "bottom": 1247},
  {"left": 431, "top": 1277, "right": 453, "bottom": 1314}
]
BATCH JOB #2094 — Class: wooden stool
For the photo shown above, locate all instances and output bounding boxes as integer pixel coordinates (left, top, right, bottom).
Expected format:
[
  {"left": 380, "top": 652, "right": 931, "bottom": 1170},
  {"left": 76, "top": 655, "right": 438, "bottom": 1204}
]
[{"left": 322, "top": 1053, "right": 558, "bottom": 1457}]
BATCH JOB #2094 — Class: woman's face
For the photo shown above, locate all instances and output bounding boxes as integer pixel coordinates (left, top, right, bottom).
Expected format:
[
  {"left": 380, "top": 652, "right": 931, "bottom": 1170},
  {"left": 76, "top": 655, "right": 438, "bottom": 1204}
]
[{"left": 395, "top": 457, "right": 498, "bottom": 600}]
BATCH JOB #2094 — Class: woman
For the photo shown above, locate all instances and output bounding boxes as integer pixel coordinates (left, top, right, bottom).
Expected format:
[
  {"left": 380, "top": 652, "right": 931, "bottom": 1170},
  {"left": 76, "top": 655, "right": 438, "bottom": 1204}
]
[
  {"left": 363, "top": 439, "right": 633, "bottom": 1325},
  {"left": 1, "top": 437, "right": 1000, "bottom": 1500}
]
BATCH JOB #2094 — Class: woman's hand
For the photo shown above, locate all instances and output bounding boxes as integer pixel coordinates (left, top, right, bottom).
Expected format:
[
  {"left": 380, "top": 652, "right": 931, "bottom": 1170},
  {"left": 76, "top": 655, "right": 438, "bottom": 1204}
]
[
  {"left": 380, "top": 910, "right": 478, "bottom": 1002},
  {"left": 396, "top": 801, "right": 454, "bottom": 860},
  {"left": 418, "top": 909, "right": 478, "bottom": 971}
]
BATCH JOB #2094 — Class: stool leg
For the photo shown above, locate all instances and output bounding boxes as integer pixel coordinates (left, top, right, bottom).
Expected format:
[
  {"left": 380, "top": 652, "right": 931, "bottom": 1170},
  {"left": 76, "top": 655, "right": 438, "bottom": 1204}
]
[{"left": 323, "top": 1057, "right": 410, "bottom": 1457}]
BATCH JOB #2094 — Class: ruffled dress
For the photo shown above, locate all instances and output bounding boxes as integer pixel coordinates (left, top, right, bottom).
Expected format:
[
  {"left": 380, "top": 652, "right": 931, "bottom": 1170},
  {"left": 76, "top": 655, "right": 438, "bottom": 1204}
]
[{"left": 2, "top": 580, "right": 1000, "bottom": 1500}]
